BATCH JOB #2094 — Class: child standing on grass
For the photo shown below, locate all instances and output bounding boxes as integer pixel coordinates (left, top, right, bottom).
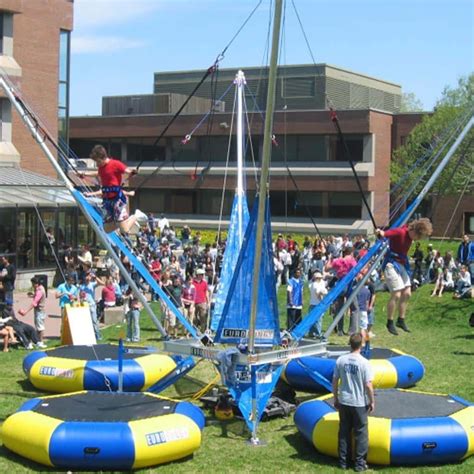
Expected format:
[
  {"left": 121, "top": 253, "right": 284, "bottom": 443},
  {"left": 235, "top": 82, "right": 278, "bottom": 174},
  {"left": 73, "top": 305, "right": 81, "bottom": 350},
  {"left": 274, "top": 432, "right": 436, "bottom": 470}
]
[{"left": 126, "top": 297, "right": 141, "bottom": 342}]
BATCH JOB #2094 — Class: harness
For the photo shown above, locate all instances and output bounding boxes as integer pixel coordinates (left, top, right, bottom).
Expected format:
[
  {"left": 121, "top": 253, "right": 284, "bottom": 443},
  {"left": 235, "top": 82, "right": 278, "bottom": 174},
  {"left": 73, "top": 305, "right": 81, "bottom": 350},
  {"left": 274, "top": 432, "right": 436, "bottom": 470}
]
[
  {"left": 382, "top": 249, "right": 411, "bottom": 276},
  {"left": 101, "top": 186, "right": 126, "bottom": 216}
]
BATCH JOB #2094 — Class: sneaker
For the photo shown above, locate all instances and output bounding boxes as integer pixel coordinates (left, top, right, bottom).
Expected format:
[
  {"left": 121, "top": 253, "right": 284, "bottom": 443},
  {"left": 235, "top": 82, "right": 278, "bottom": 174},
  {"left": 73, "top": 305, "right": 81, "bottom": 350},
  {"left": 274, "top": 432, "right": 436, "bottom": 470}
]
[
  {"left": 134, "top": 209, "right": 148, "bottom": 224},
  {"left": 368, "top": 331, "right": 376, "bottom": 338},
  {"left": 26, "top": 343, "right": 34, "bottom": 350},
  {"left": 386, "top": 321, "right": 399, "bottom": 336},
  {"left": 396, "top": 318, "right": 411, "bottom": 333},
  {"left": 354, "top": 462, "right": 368, "bottom": 472},
  {"left": 36, "top": 341, "right": 47, "bottom": 349}
]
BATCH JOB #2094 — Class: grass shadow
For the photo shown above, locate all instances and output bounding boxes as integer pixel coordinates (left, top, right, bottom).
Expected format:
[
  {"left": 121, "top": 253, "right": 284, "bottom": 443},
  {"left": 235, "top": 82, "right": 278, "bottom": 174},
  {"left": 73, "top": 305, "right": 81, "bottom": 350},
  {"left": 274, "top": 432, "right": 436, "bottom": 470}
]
[
  {"left": 15, "top": 379, "right": 43, "bottom": 394},
  {"left": 453, "top": 351, "right": 474, "bottom": 356},
  {"left": 453, "top": 334, "right": 474, "bottom": 340}
]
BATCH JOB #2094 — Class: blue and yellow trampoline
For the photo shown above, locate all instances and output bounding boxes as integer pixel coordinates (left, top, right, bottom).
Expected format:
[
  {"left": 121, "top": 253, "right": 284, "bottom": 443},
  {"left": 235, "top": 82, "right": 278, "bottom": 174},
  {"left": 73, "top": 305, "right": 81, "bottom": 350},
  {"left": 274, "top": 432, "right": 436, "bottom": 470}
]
[
  {"left": 283, "top": 346, "right": 424, "bottom": 392},
  {"left": 23, "top": 344, "right": 193, "bottom": 393},
  {"left": 295, "top": 389, "right": 474, "bottom": 466},
  {"left": 2, "top": 391, "right": 205, "bottom": 470}
]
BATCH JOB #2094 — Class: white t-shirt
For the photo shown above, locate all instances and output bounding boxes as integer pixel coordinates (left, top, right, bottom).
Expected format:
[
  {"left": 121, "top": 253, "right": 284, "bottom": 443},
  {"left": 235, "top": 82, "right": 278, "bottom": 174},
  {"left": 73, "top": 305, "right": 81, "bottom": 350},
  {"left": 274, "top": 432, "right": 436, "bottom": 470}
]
[
  {"left": 333, "top": 352, "right": 373, "bottom": 407},
  {"left": 308, "top": 280, "right": 328, "bottom": 306}
]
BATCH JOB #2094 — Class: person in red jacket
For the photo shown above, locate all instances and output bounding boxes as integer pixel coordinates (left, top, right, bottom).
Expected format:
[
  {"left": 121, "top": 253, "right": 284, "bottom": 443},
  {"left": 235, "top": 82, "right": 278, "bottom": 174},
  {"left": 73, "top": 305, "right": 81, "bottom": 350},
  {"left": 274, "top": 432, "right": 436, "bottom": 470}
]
[
  {"left": 376, "top": 218, "right": 432, "bottom": 335},
  {"left": 80, "top": 145, "right": 147, "bottom": 233}
]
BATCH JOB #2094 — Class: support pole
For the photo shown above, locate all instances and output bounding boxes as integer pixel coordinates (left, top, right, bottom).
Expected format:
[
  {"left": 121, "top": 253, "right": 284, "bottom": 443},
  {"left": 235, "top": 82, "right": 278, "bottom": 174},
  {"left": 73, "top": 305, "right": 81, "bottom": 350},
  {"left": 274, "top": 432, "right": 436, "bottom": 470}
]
[
  {"left": 0, "top": 77, "right": 167, "bottom": 337},
  {"left": 235, "top": 70, "right": 246, "bottom": 243},
  {"left": 247, "top": 0, "right": 283, "bottom": 445}
]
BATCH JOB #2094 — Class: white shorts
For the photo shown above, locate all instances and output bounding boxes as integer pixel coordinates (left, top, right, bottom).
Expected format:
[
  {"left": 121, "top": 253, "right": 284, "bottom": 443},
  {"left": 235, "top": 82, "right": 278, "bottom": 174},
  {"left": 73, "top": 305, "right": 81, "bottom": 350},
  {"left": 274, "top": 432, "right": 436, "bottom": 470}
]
[
  {"left": 358, "top": 311, "right": 368, "bottom": 330},
  {"left": 35, "top": 310, "right": 46, "bottom": 332},
  {"left": 384, "top": 263, "right": 411, "bottom": 292}
]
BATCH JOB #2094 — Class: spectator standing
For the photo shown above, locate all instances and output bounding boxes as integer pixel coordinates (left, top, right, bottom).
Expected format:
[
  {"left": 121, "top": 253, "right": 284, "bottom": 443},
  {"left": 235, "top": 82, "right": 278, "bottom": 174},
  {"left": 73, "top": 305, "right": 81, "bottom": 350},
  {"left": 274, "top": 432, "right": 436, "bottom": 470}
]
[
  {"left": 193, "top": 269, "right": 209, "bottom": 333},
  {"left": 55, "top": 274, "right": 79, "bottom": 318},
  {"left": 287, "top": 268, "right": 304, "bottom": 329},
  {"left": 18, "top": 277, "right": 47, "bottom": 347},
  {"left": 332, "top": 333, "right": 375, "bottom": 472},
  {"left": 0, "top": 256, "right": 16, "bottom": 303},
  {"left": 158, "top": 213, "right": 170, "bottom": 236},
  {"left": 126, "top": 296, "right": 141, "bottom": 342},
  {"left": 182, "top": 275, "right": 196, "bottom": 328},
  {"left": 411, "top": 242, "right": 424, "bottom": 284},
  {"left": 307, "top": 272, "right": 328, "bottom": 338},
  {"left": 325, "top": 248, "right": 358, "bottom": 336},
  {"left": 457, "top": 234, "right": 474, "bottom": 278},
  {"left": 79, "top": 272, "right": 104, "bottom": 341}
]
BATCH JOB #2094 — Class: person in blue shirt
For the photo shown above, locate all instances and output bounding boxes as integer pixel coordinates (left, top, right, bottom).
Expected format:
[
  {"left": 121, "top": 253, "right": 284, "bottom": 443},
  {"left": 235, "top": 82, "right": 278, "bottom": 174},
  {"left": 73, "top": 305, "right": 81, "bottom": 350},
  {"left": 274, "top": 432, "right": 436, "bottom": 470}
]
[
  {"left": 55, "top": 274, "right": 79, "bottom": 316},
  {"left": 457, "top": 234, "right": 474, "bottom": 278},
  {"left": 287, "top": 268, "right": 303, "bottom": 329}
]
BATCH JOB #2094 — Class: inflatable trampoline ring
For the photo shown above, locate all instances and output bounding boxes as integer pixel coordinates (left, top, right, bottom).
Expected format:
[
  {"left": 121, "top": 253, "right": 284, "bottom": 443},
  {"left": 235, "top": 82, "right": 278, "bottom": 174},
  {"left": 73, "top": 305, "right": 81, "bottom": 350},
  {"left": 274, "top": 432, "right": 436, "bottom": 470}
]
[
  {"left": 295, "top": 389, "right": 474, "bottom": 466},
  {"left": 283, "top": 346, "right": 424, "bottom": 392},
  {"left": 2, "top": 391, "right": 205, "bottom": 470},
  {"left": 23, "top": 344, "right": 191, "bottom": 393}
]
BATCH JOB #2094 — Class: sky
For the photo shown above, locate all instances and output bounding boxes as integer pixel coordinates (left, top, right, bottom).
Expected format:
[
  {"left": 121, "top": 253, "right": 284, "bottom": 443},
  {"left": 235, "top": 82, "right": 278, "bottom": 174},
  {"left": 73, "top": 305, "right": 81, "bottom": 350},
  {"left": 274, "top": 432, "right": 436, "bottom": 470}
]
[{"left": 70, "top": 0, "right": 474, "bottom": 116}]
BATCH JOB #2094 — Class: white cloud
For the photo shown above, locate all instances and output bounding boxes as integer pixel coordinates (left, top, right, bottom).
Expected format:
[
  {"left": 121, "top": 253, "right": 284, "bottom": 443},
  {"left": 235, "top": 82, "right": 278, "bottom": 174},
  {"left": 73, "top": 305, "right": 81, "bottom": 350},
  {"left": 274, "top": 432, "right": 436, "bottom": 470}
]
[
  {"left": 72, "top": 35, "right": 146, "bottom": 54},
  {"left": 74, "top": 0, "right": 164, "bottom": 30}
]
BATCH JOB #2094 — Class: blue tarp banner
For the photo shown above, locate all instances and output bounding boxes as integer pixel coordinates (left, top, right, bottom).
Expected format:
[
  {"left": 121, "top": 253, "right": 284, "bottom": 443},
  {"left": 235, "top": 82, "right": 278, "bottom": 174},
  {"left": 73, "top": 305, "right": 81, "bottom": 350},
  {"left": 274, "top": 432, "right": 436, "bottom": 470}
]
[
  {"left": 227, "top": 363, "right": 284, "bottom": 433},
  {"left": 215, "top": 197, "right": 280, "bottom": 346},
  {"left": 211, "top": 193, "right": 249, "bottom": 331}
]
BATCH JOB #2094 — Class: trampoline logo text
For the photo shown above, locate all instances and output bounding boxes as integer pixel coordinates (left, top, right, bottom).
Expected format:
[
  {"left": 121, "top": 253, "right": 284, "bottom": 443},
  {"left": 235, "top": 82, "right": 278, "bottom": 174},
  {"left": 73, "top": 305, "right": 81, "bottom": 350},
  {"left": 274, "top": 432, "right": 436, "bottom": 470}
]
[
  {"left": 39, "top": 366, "right": 74, "bottom": 378},
  {"left": 146, "top": 428, "right": 189, "bottom": 446}
]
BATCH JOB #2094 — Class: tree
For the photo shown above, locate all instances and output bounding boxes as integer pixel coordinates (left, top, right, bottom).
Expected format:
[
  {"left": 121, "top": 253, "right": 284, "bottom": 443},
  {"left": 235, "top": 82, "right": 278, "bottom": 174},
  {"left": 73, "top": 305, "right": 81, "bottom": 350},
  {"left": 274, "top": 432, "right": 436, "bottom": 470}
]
[
  {"left": 400, "top": 92, "right": 424, "bottom": 112},
  {"left": 392, "top": 73, "right": 474, "bottom": 200}
]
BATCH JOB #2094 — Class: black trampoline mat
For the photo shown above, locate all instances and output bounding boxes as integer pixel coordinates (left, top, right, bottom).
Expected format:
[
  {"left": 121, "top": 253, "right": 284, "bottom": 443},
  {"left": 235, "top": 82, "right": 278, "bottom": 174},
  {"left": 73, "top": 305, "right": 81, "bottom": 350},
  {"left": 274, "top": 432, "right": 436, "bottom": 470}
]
[
  {"left": 33, "top": 392, "right": 178, "bottom": 422},
  {"left": 46, "top": 344, "right": 147, "bottom": 361},
  {"left": 325, "top": 346, "right": 399, "bottom": 360},
  {"left": 325, "top": 389, "right": 465, "bottom": 419}
]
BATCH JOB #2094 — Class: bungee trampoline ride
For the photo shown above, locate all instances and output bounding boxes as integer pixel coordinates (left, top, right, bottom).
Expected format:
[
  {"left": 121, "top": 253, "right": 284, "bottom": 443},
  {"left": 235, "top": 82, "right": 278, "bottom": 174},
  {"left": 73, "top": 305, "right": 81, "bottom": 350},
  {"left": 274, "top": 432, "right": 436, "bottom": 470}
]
[
  {"left": 2, "top": 391, "right": 205, "bottom": 470},
  {"left": 295, "top": 389, "right": 474, "bottom": 466},
  {"left": 282, "top": 346, "right": 424, "bottom": 393},
  {"left": 23, "top": 344, "right": 194, "bottom": 393}
]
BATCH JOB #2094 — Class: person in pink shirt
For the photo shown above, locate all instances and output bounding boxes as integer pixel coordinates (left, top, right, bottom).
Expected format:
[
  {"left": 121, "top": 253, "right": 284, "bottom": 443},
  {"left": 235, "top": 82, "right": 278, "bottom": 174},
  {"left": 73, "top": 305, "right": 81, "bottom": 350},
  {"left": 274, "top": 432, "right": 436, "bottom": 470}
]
[
  {"left": 325, "top": 248, "right": 358, "bottom": 336},
  {"left": 193, "top": 269, "right": 209, "bottom": 333},
  {"left": 18, "top": 277, "right": 47, "bottom": 348}
]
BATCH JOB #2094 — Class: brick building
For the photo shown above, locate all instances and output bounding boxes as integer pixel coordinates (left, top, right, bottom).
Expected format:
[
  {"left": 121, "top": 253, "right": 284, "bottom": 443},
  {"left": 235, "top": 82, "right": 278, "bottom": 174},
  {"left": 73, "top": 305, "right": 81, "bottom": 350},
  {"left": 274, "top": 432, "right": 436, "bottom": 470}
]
[
  {"left": 0, "top": 0, "right": 81, "bottom": 287},
  {"left": 70, "top": 65, "right": 473, "bottom": 237}
]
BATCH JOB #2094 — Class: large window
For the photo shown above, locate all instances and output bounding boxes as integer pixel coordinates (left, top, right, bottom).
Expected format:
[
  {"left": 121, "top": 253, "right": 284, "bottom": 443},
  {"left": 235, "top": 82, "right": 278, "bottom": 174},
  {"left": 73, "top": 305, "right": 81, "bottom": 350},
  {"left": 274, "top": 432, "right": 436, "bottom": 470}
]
[
  {"left": 58, "top": 30, "right": 71, "bottom": 144},
  {"left": 17, "top": 210, "right": 36, "bottom": 269},
  {"left": 328, "top": 192, "right": 362, "bottom": 218},
  {"left": 0, "top": 209, "right": 15, "bottom": 258}
]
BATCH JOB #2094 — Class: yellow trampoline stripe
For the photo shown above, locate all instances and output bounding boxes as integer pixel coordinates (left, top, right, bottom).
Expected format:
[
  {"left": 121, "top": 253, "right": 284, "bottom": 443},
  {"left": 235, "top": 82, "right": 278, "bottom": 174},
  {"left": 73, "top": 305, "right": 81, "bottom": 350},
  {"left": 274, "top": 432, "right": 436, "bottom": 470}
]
[
  {"left": 370, "top": 360, "right": 398, "bottom": 389},
  {"left": 313, "top": 409, "right": 391, "bottom": 465},
  {"left": 367, "top": 416, "right": 391, "bottom": 465},
  {"left": 389, "top": 348, "right": 405, "bottom": 356},
  {"left": 136, "top": 354, "right": 177, "bottom": 390},
  {"left": 1, "top": 411, "right": 62, "bottom": 467},
  {"left": 313, "top": 412, "right": 339, "bottom": 457},
  {"left": 450, "top": 406, "right": 474, "bottom": 460},
  {"left": 130, "top": 414, "right": 201, "bottom": 469},
  {"left": 29, "top": 357, "right": 86, "bottom": 393}
]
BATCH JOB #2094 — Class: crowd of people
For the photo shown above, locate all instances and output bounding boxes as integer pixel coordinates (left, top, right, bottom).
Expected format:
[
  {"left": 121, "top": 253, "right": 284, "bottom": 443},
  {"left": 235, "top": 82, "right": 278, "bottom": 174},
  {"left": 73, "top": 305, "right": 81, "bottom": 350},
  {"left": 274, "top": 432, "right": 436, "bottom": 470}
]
[{"left": 0, "top": 213, "right": 472, "bottom": 350}]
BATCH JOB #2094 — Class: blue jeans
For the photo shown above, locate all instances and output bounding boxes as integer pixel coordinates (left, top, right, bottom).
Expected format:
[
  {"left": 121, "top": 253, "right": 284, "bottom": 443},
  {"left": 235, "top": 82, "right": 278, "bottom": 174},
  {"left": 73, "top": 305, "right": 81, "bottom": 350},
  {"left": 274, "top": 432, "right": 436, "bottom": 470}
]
[
  {"left": 308, "top": 304, "right": 323, "bottom": 337},
  {"left": 126, "top": 309, "right": 140, "bottom": 342},
  {"left": 89, "top": 304, "right": 101, "bottom": 341}
]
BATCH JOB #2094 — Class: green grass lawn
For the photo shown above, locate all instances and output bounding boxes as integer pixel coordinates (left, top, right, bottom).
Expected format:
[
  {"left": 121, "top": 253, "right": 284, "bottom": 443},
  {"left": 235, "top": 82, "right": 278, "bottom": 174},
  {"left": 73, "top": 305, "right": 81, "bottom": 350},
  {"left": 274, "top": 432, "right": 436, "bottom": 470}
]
[{"left": 0, "top": 284, "right": 473, "bottom": 473}]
